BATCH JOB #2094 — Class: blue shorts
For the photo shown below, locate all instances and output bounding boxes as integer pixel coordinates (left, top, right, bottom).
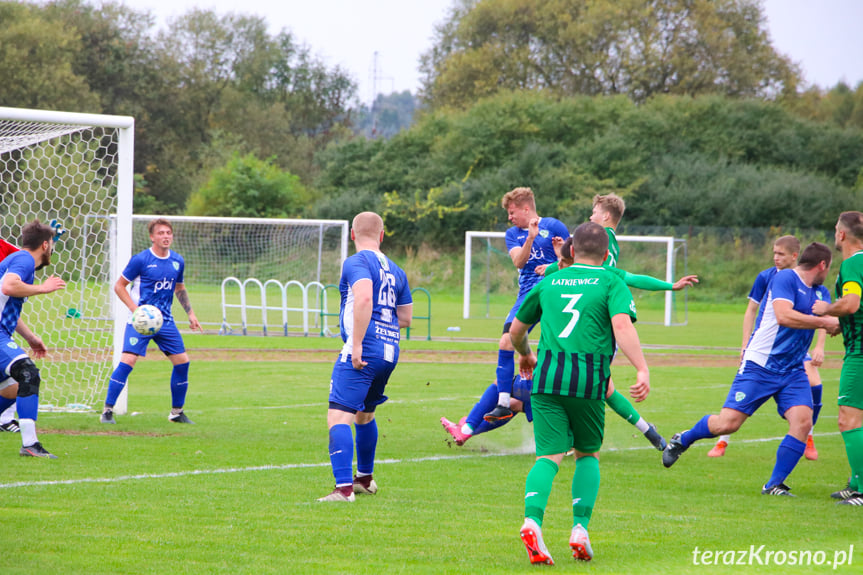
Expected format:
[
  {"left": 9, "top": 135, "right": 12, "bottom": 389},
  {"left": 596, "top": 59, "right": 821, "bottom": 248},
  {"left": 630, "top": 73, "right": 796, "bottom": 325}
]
[
  {"left": 328, "top": 354, "right": 398, "bottom": 413},
  {"left": 723, "top": 361, "right": 813, "bottom": 417},
  {"left": 512, "top": 375, "right": 533, "bottom": 422},
  {"left": 503, "top": 294, "right": 538, "bottom": 335},
  {"left": 122, "top": 321, "right": 186, "bottom": 357},
  {"left": 0, "top": 337, "right": 29, "bottom": 376}
]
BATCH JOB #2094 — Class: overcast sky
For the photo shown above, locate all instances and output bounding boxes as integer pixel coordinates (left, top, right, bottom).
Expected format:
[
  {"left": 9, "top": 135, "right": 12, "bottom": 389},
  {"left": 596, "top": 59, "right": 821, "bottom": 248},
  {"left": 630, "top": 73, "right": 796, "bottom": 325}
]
[{"left": 132, "top": 0, "right": 863, "bottom": 104}]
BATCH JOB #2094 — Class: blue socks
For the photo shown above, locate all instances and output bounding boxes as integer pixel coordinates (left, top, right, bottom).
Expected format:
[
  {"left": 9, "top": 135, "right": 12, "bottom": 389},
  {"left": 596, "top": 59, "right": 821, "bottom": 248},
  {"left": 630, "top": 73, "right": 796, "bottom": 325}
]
[
  {"left": 466, "top": 384, "right": 500, "bottom": 430},
  {"left": 495, "top": 350, "right": 515, "bottom": 397},
  {"left": 16, "top": 394, "right": 38, "bottom": 420},
  {"left": 766, "top": 435, "right": 806, "bottom": 488},
  {"left": 811, "top": 384, "right": 823, "bottom": 425},
  {"left": 171, "top": 362, "right": 190, "bottom": 408},
  {"left": 680, "top": 415, "right": 715, "bottom": 448},
  {"left": 328, "top": 423, "right": 354, "bottom": 486},
  {"left": 355, "top": 419, "right": 378, "bottom": 475},
  {"left": 105, "top": 362, "right": 133, "bottom": 407}
]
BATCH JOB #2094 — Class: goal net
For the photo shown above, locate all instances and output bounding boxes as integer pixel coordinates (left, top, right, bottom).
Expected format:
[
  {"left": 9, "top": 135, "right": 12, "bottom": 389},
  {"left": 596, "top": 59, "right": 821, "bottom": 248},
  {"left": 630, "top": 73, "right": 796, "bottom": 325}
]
[
  {"left": 0, "top": 107, "right": 134, "bottom": 412},
  {"left": 126, "top": 216, "right": 349, "bottom": 335},
  {"left": 463, "top": 231, "right": 688, "bottom": 325}
]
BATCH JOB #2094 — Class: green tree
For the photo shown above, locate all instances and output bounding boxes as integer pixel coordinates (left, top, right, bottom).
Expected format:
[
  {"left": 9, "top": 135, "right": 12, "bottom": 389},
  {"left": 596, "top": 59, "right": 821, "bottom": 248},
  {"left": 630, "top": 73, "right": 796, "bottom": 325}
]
[
  {"left": 186, "top": 153, "right": 309, "bottom": 218},
  {"left": 0, "top": 2, "right": 99, "bottom": 110},
  {"left": 420, "top": 0, "right": 800, "bottom": 109}
]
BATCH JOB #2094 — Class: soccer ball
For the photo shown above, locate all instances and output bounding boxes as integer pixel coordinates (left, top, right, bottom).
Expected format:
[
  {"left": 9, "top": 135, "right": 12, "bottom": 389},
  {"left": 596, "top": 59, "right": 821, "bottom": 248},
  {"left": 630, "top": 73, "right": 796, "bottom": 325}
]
[{"left": 131, "top": 304, "right": 163, "bottom": 336}]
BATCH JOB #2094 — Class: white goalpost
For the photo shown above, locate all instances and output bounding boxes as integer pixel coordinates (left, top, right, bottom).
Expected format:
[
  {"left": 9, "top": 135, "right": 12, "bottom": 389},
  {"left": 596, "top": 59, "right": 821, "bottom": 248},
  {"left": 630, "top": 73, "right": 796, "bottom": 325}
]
[
  {"left": 0, "top": 106, "right": 134, "bottom": 412},
  {"left": 464, "top": 231, "right": 687, "bottom": 326},
  {"left": 127, "top": 215, "right": 349, "bottom": 334}
]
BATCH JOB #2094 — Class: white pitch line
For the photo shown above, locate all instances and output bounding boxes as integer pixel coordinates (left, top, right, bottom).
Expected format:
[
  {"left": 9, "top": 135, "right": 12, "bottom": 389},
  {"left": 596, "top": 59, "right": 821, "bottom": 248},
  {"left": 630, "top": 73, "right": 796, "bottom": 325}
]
[{"left": 0, "top": 432, "right": 842, "bottom": 490}]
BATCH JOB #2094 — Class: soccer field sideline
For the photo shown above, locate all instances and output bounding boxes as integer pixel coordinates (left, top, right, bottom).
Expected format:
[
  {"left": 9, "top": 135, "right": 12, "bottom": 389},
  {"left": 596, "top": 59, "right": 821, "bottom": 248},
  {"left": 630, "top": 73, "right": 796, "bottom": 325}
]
[{"left": 0, "top": 431, "right": 840, "bottom": 491}]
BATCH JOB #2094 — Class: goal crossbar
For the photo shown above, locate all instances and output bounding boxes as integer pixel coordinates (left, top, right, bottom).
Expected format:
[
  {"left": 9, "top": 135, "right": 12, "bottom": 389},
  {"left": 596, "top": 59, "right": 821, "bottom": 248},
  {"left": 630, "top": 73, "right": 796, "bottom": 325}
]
[{"left": 464, "top": 231, "right": 680, "bottom": 326}]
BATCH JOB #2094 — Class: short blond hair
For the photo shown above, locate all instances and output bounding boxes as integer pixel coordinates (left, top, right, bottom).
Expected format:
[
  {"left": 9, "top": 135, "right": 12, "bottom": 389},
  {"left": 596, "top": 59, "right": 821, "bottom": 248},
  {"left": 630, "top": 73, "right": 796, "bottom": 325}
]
[
  {"left": 592, "top": 193, "right": 625, "bottom": 224},
  {"left": 773, "top": 235, "right": 800, "bottom": 255},
  {"left": 501, "top": 187, "right": 535, "bottom": 210},
  {"left": 352, "top": 211, "right": 384, "bottom": 242}
]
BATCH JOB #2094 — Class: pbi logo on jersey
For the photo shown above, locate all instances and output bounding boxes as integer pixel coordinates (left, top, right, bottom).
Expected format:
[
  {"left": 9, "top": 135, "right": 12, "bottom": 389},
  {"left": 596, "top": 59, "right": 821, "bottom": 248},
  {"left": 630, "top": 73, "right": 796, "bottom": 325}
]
[
  {"left": 129, "top": 337, "right": 138, "bottom": 345},
  {"left": 172, "top": 261, "right": 180, "bottom": 271},
  {"left": 154, "top": 277, "right": 174, "bottom": 292},
  {"left": 539, "top": 229, "right": 549, "bottom": 238},
  {"left": 735, "top": 391, "right": 746, "bottom": 402},
  {"left": 6, "top": 342, "right": 18, "bottom": 350}
]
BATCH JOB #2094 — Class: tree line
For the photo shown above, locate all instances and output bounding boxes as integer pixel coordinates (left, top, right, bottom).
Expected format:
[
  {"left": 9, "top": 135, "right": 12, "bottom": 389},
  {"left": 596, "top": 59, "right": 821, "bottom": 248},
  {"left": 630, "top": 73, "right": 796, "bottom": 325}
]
[{"left": 1, "top": 0, "right": 862, "bottom": 248}]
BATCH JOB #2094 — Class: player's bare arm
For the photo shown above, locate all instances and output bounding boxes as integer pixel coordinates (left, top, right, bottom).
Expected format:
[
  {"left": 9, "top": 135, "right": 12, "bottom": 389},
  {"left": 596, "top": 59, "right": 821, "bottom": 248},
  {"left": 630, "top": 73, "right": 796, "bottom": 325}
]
[
  {"left": 350, "top": 278, "right": 373, "bottom": 370},
  {"left": 810, "top": 329, "right": 826, "bottom": 366},
  {"left": 741, "top": 299, "right": 760, "bottom": 352},
  {"left": 509, "top": 217, "right": 540, "bottom": 269},
  {"left": 175, "top": 283, "right": 203, "bottom": 332},
  {"left": 509, "top": 318, "right": 537, "bottom": 378},
  {"left": 1, "top": 273, "right": 65, "bottom": 298},
  {"left": 397, "top": 303, "right": 413, "bottom": 329},
  {"left": 774, "top": 299, "right": 838, "bottom": 331},
  {"left": 113, "top": 276, "right": 138, "bottom": 313},
  {"left": 15, "top": 319, "right": 46, "bottom": 359},
  {"left": 813, "top": 290, "right": 861, "bottom": 318},
  {"left": 611, "top": 313, "right": 650, "bottom": 402},
  {"left": 672, "top": 275, "right": 699, "bottom": 290}
]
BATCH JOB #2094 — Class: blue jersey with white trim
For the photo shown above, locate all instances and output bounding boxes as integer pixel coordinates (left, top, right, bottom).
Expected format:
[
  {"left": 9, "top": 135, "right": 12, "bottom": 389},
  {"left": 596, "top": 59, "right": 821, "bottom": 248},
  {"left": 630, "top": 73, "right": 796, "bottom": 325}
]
[
  {"left": 748, "top": 266, "right": 778, "bottom": 304},
  {"left": 122, "top": 248, "right": 185, "bottom": 322},
  {"left": 504, "top": 217, "right": 569, "bottom": 297},
  {"left": 339, "top": 250, "right": 412, "bottom": 360},
  {"left": 743, "top": 268, "right": 831, "bottom": 374},
  {"left": 0, "top": 251, "right": 35, "bottom": 338}
]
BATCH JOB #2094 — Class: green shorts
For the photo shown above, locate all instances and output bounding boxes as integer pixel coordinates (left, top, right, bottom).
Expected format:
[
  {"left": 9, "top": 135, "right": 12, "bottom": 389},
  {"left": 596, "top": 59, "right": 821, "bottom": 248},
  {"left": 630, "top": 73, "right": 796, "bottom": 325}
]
[
  {"left": 839, "top": 355, "right": 863, "bottom": 410},
  {"left": 532, "top": 393, "right": 605, "bottom": 456}
]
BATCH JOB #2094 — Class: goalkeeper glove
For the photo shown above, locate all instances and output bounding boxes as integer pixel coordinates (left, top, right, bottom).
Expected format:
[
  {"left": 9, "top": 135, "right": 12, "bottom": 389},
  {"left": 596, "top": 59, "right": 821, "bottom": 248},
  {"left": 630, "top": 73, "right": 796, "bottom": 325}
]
[{"left": 49, "top": 219, "right": 67, "bottom": 243}]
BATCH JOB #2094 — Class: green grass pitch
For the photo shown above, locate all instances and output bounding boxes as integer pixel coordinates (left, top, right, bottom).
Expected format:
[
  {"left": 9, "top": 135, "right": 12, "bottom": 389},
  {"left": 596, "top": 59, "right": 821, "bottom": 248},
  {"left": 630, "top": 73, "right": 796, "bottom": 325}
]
[{"left": 2, "top": 306, "right": 858, "bottom": 574}]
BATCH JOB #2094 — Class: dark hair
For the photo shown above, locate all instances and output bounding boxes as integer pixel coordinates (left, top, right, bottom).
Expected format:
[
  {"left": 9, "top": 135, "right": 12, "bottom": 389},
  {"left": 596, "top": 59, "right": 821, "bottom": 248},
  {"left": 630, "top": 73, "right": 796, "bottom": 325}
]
[
  {"left": 148, "top": 218, "right": 173, "bottom": 235},
  {"left": 839, "top": 211, "right": 863, "bottom": 241},
  {"left": 560, "top": 236, "right": 574, "bottom": 264},
  {"left": 797, "top": 242, "right": 832, "bottom": 270},
  {"left": 572, "top": 222, "right": 608, "bottom": 260},
  {"left": 21, "top": 220, "right": 54, "bottom": 250}
]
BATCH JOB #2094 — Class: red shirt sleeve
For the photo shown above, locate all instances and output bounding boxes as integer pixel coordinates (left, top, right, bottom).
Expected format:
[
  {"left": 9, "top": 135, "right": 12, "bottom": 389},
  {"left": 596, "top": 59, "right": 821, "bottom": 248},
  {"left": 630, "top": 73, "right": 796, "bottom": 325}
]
[{"left": 0, "top": 239, "right": 19, "bottom": 260}]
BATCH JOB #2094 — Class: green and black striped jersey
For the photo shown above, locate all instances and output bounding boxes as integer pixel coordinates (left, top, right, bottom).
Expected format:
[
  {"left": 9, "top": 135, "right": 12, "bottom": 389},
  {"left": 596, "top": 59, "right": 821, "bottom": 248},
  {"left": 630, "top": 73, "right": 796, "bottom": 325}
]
[
  {"left": 516, "top": 263, "right": 637, "bottom": 399},
  {"left": 837, "top": 251, "right": 863, "bottom": 357}
]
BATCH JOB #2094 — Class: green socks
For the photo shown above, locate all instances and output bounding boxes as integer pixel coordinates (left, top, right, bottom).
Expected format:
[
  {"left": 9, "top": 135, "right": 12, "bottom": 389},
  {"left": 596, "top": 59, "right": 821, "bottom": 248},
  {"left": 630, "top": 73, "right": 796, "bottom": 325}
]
[
  {"left": 524, "top": 457, "right": 559, "bottom": 525},
  {"left": 841, "top": 427, "right": 863, "bottom": 491},
  {"left": 606, "top": 389, "right": 641, "bottom": 424},
  {"left": 572, "top": 456, "right": 600, "bottom": 528}
]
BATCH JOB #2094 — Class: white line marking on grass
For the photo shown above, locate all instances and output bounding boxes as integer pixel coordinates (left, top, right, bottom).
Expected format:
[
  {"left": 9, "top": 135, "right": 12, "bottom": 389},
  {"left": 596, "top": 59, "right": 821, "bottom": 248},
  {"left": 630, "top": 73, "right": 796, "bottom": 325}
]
[{"left": 0, "top": 432, "right": 843, "bottom": 490}]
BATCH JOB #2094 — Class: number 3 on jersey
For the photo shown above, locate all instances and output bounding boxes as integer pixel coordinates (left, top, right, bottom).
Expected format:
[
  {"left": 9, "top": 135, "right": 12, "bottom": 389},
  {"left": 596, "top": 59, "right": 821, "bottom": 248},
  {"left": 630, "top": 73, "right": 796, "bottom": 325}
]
[{"left": 558, "top": 293, "right": 583, "bottom": 338}]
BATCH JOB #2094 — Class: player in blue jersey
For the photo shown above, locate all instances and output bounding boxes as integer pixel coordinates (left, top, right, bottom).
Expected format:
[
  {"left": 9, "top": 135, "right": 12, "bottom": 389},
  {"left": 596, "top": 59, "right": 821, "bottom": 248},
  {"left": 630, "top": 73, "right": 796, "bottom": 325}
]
[
  {"left": 483, "top": 187, "right": 569, "bottom": 423},
  {"left": 100, "top": 218, "right": 202, "bottom": 424},
  {"left": 0, "top": 221, "right": 67, "bottom": 435},
  {"left": 709, "top": 235, "right": 826, "bottom": 459},
  {"left": 318, "top": 212, "right": 413, "bottom": 502},
  {"left": 442, "top": 374, "right": 534, "bottom": 445},
  {"left": 0, "top": 220, "right": 66, "bottom": 457},
  {"left": 662, "top": 243, "right": 839, "bottom": 496}
]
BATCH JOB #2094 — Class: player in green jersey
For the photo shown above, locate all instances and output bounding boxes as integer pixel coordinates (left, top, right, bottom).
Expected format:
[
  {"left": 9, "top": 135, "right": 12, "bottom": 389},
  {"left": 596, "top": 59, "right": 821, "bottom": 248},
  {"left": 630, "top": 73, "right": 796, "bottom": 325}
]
[
  {"left": 510, "top": 222, "right": 651, "bottom": 564},
  {"left": 812, "top": 211, "right": 863, "bottom": 506},
  {"left": 588, "top": 193, "right": 688, "bottom": 451}
]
